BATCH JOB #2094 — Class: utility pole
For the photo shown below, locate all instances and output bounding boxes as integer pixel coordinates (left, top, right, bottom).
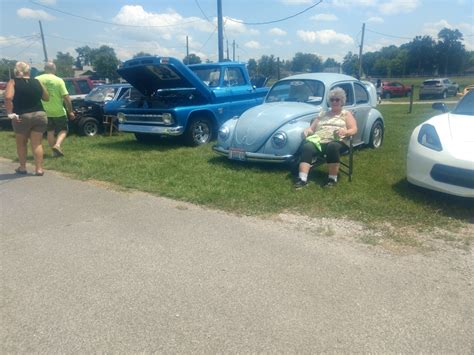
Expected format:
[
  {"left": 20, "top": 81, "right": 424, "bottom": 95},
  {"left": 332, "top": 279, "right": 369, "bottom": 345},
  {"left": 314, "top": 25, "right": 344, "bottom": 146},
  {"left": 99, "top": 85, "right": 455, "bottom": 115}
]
[
  {"left": 358, "top": 22, "right": 365, "bottom": 79},
  {"left": 39, "top": 20, "right": 48, "bottom": 62},
  {"left": 226, "top": 39, "right": 229, "bottom": 60},
  {"left": 217, "top": 0, "right": 224, "bottom": 62},
  {"left": 186, "top": 35, "right": 189, "bottom": 64},
  {"left": 232, "top": 40, "right": 235, "bottom": 61}
]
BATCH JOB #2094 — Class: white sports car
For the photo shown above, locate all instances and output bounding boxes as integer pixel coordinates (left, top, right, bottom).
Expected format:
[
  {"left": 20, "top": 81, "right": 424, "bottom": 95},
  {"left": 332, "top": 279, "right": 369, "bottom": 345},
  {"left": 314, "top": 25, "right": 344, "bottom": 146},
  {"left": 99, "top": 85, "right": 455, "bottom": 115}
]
[{"left": 407, "top": 90, "right": 474, "bottom": 198}]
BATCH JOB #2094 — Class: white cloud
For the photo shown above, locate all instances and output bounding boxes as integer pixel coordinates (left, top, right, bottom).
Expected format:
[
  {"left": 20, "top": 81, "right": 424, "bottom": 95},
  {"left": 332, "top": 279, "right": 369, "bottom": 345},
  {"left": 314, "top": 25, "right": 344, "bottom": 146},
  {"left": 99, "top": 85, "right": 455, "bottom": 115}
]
[
  {"left": 423, "top": 19, "right": 474, "bottom": 51},
  {"left": 273, "top": 39, "right": 291, "bottom": 46},
  {"left": 311, "top": 13, "right": 338, "bottom": 21},
  {"left": 379, "top": 0, "right": 421, "bottom": 15},
  {"left": 331, "top": 0, "right": 377, "bottom": 7},
  {"left": 17, "top": 8, "right": 55, "bottom": 20},
  {"left": 297, "top": 29, "right": 354, "bottom": 45},
  {"left": 268, "top": 27, "right": 287, "bottom": 36},
  {"left": 245, "top": 41, "right": 261, "bottom": 49},
  {"left": 367, "top": 16, "right": 383, "bottom": 23},
  {"left": 280, "top": 0, "right": 313, "bottom": 4},
  {"left": 223, "top": 17, "right": 259, "bottom": 36}
]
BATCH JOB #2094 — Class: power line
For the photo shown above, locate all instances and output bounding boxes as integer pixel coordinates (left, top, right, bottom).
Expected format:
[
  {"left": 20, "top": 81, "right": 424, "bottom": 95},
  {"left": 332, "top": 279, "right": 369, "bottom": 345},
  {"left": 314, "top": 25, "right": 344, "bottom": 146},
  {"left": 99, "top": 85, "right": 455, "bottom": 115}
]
[
  {"left": 12, "top": 38, "right": 39, "bottom": 57},
  {"left": 0, "top": 35, "right": 40, "bottom": 50},
  {"left": 29, "top": 0, "right": 203, "bottom": 28},
  {"left": 194, "top": 0, "right": 212, "bottom": 23},
  {"left": 365, "top": 28, "right": 413, "bottom": 40},
  {"left": 0, "top": 34, "right": 38, "bottom": 43},
  {"left": 226, "top": 0, "right": 322, "bottom": 25}
]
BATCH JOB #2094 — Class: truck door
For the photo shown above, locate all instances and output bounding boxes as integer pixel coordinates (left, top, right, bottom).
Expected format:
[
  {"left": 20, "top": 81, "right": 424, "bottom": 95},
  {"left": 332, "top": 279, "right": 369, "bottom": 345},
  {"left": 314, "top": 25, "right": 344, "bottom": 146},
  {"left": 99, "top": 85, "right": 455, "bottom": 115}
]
[{"left": 224, "top": 67, "right": 259, "bottom": 117}]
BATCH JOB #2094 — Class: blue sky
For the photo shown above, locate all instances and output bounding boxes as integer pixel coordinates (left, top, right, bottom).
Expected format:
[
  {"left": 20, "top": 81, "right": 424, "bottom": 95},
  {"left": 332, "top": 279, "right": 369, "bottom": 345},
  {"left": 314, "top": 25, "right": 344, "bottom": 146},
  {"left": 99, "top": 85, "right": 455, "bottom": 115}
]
[{"left": 0, "top": 0, "right": 473, "bottom": 68}]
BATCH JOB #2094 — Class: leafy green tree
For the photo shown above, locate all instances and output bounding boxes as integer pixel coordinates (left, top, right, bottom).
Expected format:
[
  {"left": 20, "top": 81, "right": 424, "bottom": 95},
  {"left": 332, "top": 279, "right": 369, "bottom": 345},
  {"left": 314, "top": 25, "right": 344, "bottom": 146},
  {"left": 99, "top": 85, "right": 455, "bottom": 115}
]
[
  {"left": 183, "top": 53, "right": 201, "bottom": 64},
  {"left": 341, "top": 52, "right": 359, "bottom": 76},
  {"left": 403, "top": 36, "right": 437, "bottom": 75},
  {"left": 291, "top": 52, "right": 322, "bottom": 73},
  {"left": 0, "top": 58, "right": 16, "bottom": 81},
  {"left": 54, "top": 52, "right": 75, "bottom": 77},
  {"left": 247, "top": 58, "right": 257, "bottom": 77},
  {"left": 257, "top": 55, "right": 277, "bottom": 78},
  {"left": 90, "top": 45, "right": 120, "bottom": 82},
  {"left": 75, "top": 45, "right": 93, "bottom": 67},
  {"left": 134, "top": 51, "right": 153, "bottom": 58},
  {"left": 436, "top": 28, "right": 465, "bottom": 75}
]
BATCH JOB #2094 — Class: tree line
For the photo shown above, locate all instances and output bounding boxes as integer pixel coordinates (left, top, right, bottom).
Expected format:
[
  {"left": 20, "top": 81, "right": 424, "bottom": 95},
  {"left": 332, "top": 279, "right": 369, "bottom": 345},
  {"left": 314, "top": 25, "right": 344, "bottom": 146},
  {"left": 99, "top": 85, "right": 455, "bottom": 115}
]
[{"left": 0, "top": 27, "right": 472, "bottom": 82}]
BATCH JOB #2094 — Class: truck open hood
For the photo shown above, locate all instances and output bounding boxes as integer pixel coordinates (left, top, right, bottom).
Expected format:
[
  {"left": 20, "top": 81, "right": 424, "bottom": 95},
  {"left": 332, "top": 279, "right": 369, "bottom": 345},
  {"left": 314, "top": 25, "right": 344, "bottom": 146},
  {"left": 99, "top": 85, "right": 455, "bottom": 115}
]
[{"left": 117, "top": 56, "right": 213, "bottom": 101}]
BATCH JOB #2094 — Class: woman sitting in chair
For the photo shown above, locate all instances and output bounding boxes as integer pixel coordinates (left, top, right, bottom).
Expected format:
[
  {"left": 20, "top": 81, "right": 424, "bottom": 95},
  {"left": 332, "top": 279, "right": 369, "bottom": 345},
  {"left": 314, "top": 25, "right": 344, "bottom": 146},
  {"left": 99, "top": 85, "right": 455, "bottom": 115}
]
[{"left": 294, "top": 87, "right": 357, "bottom": 189}]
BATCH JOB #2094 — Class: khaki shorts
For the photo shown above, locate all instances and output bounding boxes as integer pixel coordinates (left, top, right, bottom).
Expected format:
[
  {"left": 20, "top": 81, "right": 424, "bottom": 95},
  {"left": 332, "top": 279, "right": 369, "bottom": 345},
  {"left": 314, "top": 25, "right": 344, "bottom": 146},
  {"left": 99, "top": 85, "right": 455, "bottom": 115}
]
[
  {"left": 12, "top": 111, "right": 48, "bottom": 135},
  {"left": 47, "top": 116, "right": 68, "bottom": 135}
]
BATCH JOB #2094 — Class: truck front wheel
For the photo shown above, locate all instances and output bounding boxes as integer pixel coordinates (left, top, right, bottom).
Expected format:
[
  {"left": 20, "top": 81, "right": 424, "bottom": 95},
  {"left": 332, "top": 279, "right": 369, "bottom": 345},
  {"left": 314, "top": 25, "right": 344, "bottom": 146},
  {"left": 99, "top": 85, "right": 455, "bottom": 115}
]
[{"left": 185, "top": 117, "right": 213, "bottom": 146}]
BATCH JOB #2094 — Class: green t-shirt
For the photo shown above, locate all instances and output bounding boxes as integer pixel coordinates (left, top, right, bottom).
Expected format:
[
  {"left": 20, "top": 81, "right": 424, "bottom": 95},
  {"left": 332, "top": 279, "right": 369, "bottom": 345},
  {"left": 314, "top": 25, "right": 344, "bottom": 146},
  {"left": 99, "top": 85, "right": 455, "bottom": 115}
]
[{"left": 36, "top": 73, "right": 68, "bottom": 117}]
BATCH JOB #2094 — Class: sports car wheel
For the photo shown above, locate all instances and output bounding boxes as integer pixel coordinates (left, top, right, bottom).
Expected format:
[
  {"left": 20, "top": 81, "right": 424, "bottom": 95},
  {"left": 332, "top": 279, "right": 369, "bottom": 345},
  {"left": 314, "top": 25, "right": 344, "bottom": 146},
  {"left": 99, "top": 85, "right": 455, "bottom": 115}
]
[
  {"left": 369, "top": 121, "right": 384, "bottom": 149},
  {"left": 185, "top": 117, "right": 213, "bottom": 146},
  {"left": 79, "top": 117, "right": 100, "bottom": 136}
]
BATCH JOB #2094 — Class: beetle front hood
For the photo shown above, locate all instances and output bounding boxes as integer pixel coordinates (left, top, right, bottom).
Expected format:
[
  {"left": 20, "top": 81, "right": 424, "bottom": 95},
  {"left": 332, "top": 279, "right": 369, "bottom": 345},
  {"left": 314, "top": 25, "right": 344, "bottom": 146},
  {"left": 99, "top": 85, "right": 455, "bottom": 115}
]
[
  {"left": 117, "top": 56, "right": 213, "bottom": 101},
  {"left": 231, "top": 102, "right": 318, "bottom": 151}
]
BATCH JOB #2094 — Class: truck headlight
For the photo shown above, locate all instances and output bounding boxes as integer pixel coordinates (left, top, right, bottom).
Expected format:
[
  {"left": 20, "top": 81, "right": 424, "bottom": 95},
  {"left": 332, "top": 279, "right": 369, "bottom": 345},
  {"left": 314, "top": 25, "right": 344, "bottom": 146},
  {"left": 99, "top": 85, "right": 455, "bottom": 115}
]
[
  {"left": 162, "top": 112, "right": 173, "bottom": 125},
  {"left": 418, "top": 124, "right": 442, "bottom": 151},
  {"left": 272, "top": 131, "right": 287, "bottom": 149},
  {"left": 218, "top": 126, "right": 230, "bottom": 141},
  {"left": 117, "top": 112, "right": 126, "bottom": 123}
]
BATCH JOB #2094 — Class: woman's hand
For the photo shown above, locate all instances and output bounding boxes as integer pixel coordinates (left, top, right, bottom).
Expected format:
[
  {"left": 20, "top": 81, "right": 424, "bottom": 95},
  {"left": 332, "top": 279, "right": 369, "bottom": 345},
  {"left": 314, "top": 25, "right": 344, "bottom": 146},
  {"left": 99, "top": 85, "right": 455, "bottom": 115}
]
[
  {"left": 337, "top": 127, "right": 347, "bottom": 138},
  {"left": 303, "top": 127, "right": 314, "bottom": 138}
]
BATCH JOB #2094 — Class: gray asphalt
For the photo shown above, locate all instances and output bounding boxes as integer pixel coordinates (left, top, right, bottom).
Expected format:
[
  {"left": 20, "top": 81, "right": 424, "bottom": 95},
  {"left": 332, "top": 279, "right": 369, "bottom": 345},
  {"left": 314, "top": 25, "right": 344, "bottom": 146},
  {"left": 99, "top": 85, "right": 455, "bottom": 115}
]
[{"left": 1, "top": 158, "right": 472, "bottom": 353}]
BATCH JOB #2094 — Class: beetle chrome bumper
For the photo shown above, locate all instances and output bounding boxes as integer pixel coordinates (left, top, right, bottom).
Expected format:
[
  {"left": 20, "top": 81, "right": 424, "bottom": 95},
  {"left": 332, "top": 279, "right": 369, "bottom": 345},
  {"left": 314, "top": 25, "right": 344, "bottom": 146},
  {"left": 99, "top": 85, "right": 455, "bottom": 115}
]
[{"left": 212, "top": 145, "right": 293, "bottom": 163}]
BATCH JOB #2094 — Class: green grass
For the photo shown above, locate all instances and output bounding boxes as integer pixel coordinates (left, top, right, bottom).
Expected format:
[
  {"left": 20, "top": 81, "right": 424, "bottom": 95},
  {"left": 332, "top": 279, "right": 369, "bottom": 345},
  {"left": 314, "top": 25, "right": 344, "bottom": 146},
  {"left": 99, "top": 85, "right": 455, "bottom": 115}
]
[{"left": 1, "top": 103, "right": 473, "bottom": 247}]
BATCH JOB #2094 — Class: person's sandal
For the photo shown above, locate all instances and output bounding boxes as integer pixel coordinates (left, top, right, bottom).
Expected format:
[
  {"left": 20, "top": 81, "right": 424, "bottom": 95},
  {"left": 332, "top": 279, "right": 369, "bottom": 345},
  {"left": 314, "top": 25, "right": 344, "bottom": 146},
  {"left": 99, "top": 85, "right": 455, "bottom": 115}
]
[
  {"left": 34, "top": 171, "right": 44, "bottom": 176},
  {"left": 15, "top": 167, "right": 27, "bottom": 174},
  {"left": 52, "top": 146, "right": 64, "bottom": 157}
]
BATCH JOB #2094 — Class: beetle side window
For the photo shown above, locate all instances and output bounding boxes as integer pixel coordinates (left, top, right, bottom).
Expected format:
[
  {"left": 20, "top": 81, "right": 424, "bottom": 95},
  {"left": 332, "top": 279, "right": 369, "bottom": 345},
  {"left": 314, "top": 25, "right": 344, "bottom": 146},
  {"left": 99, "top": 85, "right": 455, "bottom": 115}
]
[
  {"left": 354, "top": 82, "right": 369, "bottom": 104},
  {"left": 332, "top": 83, "right": 354, "bottom": 106}
]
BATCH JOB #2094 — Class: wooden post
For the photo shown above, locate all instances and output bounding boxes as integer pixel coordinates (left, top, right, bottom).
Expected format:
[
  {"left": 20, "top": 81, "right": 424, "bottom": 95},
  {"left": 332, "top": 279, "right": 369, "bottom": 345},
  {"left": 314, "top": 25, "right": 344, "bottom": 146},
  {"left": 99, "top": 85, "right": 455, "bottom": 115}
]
[{"left": 408, "top": 84, "right": 414, "bottom": 113}]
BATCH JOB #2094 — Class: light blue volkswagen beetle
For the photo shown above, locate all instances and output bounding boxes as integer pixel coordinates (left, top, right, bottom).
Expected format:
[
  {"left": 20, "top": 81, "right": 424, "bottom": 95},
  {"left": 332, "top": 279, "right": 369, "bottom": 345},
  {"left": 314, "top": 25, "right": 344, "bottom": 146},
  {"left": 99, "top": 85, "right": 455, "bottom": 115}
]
[{"left": 213, "top": 73, "right": 384, "bottom": 165}]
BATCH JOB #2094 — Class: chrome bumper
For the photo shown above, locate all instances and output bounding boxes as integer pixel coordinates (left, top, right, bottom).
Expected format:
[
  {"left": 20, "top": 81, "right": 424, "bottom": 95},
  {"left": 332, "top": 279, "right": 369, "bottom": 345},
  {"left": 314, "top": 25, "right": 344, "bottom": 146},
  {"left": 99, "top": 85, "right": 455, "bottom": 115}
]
[
  {"left": 119, "top": 124, "right": 184, "bottom": 136},
  {"left": 212, "top": 145, "right": 293, "bottom": 163}
]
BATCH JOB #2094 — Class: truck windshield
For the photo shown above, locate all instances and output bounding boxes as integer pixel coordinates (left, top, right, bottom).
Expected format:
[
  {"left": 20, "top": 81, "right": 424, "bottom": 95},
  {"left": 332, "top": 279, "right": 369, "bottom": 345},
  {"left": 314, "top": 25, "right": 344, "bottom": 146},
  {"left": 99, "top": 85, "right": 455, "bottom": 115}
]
[
  {"left": 85, "top": 86, "right": 117, "bottom": 103},
  {"left": 266, "top": 79, "right": 324, "bottom": 105}
]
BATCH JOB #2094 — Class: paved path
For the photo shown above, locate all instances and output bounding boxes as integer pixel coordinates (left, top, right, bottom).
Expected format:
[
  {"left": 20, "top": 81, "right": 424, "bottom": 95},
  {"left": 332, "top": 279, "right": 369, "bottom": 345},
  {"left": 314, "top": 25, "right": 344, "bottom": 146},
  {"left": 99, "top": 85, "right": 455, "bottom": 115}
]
[{"left": 1, "top": 158, "right": 472, "bottom": 353}]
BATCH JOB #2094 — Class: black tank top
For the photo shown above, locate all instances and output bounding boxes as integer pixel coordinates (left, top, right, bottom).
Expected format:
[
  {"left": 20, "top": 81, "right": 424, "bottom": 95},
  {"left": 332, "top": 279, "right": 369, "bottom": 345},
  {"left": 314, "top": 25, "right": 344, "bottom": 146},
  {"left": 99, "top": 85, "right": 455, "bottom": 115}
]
[{"left": 12, "top": 78, "right": 44, "bottom": 115}]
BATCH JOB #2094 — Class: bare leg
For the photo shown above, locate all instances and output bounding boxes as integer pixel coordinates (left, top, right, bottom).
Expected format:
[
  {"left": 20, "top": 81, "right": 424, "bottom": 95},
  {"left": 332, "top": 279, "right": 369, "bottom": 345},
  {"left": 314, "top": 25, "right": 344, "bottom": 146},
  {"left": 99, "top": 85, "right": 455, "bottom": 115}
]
[
  {"left": 298, "top": 162, "right": 311, "bottom": 174},
  {"left": 47, "top": 130, "right": 56, "bottom": 148},
  {"left": 54, "top": 130, "right": 67, "bottom": 148},
  {"left": 15, "top": 133, "right": 28, "bottom": 170},
  {"left": 328, "top": 163, "right": 340, "bottom": 176},
  {"left": 30, "top": 131, "right": 44, "bottom": 174}
]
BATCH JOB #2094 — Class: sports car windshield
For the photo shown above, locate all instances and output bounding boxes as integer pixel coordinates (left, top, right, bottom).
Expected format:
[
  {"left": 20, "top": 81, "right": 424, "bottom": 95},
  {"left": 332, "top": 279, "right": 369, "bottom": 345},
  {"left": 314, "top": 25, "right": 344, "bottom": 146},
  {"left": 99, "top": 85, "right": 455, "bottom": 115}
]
[
  {"left": 452, "top": 91, "right": 474, "bottom": 116},
  {"left": 266, "top": 79, "right": 324, "bottom": 105}
]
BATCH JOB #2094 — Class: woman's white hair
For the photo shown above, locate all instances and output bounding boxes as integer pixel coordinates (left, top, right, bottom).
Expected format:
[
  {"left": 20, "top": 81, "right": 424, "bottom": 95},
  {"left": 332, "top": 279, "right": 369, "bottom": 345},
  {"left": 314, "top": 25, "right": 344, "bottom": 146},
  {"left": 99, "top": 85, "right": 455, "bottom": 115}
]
[
  {"left": 14, "top": 61, "right": 30, "bottom": 78},
  {"left": 328, "top": 87, "right": 346, "bottom": 106}
]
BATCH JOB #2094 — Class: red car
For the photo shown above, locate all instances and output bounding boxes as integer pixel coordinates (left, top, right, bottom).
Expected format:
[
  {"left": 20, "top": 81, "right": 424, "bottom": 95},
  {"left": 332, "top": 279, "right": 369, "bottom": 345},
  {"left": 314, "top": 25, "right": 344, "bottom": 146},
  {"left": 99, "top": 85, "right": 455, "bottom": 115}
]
[{"left": 381, "top": 81, "right": 412, "bottom": 99}]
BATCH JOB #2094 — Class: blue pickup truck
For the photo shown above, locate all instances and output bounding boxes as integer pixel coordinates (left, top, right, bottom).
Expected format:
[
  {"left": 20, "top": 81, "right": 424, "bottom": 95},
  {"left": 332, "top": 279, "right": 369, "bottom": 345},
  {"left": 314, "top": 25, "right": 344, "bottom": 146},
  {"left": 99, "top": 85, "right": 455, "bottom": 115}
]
[{"left": 104, "top": 56, "right": 269, "bottom": 145}]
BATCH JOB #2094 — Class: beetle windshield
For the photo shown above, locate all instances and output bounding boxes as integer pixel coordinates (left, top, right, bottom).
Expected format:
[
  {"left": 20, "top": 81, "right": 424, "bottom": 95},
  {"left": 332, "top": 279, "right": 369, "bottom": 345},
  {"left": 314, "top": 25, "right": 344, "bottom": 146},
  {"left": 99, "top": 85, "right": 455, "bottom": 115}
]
[
  {"left": 266, "top": 79, "right": 324, "bottom": 105},
  {"left": 452, "top": 90, "right": 474, "bottom": 116}
]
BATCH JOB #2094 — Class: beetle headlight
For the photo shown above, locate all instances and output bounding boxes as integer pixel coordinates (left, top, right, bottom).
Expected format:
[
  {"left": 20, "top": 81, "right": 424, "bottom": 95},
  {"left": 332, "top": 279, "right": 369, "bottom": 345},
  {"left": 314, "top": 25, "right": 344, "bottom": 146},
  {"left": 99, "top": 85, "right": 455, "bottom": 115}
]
[
  {"left": 218, "top": 126, "right": 230, "bottom": 141},
  {"left": 162, "top": 112, "right": 173, "bottom": 125},
  {"left": 418, "top": 124, "right": 442, "bottom": 151},
  {"left": 272, "top": 131, "right": 287, "bottom": 149},
  {"left": 117, "top": 112, "right": 126, "bottom": 123}
]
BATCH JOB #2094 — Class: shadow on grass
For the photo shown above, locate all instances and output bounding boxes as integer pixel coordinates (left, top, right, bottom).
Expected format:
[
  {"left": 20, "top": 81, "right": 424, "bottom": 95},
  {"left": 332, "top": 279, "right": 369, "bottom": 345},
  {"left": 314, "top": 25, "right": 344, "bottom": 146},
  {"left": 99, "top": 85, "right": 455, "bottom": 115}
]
[{"left": 392, "top": 178, "right": 474, "bottom": 223}]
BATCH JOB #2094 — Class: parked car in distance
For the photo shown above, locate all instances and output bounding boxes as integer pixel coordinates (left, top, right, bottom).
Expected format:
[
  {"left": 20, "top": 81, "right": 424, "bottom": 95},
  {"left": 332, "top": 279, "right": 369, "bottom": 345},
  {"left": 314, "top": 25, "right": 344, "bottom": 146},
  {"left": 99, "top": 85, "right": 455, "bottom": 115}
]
[
  {"left": 106, "top": 56, "right": 269, "bottom": 145},
  {"left": 407, "top": 90, "right": 474, "bottom": 198},
  {"left": 72, "top": 83, "right": 132, "bottom": 136},
  {"left": 381, "top": 81, "right": 411, "bottom": 99},
  {"left": 213, "top": 73, "right": 384, "bottom": 166},
  {"left": 419, "top": 78, "right": 459, "bottom": 100},
  {"left": 64, "top": 77, "right": 95, "bottom": 101}
]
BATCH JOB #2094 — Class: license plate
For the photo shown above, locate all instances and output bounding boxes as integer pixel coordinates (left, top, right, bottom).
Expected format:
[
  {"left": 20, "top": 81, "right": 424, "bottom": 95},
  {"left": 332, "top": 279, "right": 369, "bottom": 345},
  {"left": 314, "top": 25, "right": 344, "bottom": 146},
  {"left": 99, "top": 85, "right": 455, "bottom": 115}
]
[{"left": 229, "top": 148, "right": 246, "bottom": 161}]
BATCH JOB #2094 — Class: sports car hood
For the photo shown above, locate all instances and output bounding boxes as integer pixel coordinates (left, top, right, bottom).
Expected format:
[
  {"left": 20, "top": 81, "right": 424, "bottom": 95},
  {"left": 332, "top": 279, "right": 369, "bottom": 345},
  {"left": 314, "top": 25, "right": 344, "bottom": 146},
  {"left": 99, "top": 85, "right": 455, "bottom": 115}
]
[
  {"left": 231, "top": 102, "right": 319, "bottom": 151},
  {"left": 117, "top": 56, "right": 212, "bottom": 101},
  {"left": 430, "top": 112, "right": 474, "bottom": 143}
]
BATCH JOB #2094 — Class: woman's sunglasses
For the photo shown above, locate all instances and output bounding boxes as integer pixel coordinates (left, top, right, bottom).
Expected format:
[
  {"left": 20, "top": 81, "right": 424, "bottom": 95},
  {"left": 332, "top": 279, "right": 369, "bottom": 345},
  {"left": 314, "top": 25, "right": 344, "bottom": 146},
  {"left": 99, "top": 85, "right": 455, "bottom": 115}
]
[{"left": 329, "top": 98, "right": 341, "bottom": 102}]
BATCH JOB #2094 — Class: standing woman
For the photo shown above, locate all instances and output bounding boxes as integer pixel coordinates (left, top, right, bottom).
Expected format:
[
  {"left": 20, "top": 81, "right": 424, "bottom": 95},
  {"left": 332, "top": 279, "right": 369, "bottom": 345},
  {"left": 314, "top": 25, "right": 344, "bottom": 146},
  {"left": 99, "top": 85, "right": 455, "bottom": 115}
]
[{"left": 4, "top": 61, "right": 49, "bottom": 176}]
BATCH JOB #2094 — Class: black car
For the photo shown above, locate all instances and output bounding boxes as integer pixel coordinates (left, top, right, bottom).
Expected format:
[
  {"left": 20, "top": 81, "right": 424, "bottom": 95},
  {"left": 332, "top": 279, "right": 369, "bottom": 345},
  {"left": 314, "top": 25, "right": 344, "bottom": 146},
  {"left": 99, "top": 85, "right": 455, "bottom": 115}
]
[{"left": 72, "top": 83, "right": 132, "bottom": 136}]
